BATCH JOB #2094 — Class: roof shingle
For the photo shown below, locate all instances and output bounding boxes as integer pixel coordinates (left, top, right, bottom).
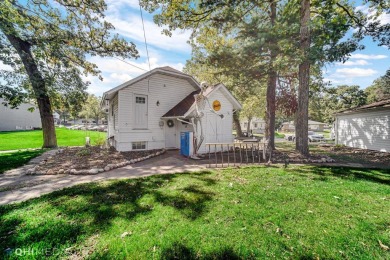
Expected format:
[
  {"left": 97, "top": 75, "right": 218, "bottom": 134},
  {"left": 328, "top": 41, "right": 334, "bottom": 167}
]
[
  {"left": 337, "top": 98, "right": 390, "bottom": 114},
  {"left": 162, "top": 90, "right": 200, "bottom": 117}
]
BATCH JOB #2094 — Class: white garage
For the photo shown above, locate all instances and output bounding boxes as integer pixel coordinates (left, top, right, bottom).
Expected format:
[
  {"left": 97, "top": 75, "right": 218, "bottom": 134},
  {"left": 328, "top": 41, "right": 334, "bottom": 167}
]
[
  {"left": 334, "top": 99, "right": 390, "bottom": 152},
  {"left": 102, "top": 66, "right": 242, "bottom": 154}
]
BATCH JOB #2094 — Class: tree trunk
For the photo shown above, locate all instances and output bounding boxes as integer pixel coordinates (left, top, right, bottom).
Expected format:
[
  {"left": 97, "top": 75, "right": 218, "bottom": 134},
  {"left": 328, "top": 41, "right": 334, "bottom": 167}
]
[
  {"left": 247, "top": 117, "right": 252, "bottom": 134},
  {"left": 233, "top": 112, "right": 243, "bottom": 137},
  {"left": 3, "top": 32, "right": 57, "bottom": 148},
  {"left": 264, "top": 0, "right": 277, "bottom": 150},
  {"left": 296, "top": 0, "right": 310, "bottom": 156}
]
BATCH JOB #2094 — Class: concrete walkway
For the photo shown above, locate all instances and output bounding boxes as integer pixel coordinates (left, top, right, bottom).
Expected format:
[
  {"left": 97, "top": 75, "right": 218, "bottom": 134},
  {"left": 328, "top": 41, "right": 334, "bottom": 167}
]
[
  {"left": 0, "top": 151, "right": 207, "bottom": 205},
  {"left": 2, "top": 149, "right": 387, "bottom": 206}
]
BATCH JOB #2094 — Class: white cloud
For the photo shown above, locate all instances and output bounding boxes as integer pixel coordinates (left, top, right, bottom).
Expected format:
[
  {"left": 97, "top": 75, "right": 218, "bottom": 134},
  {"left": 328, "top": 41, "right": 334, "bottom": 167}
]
[
  {"left": 323, "top": 78, "right": 342, "bottom": 84},
  {"left": 337, "top": 60, "right": 370, "bottom": 66},
  {"left": 355, "top": 4, "right": 390, "bottom": 26},
  {"left": 355, "top": 5, "right": 368, "bottom": 13},
  {"left": 0, "top": 62, "right": 12, "bottom": 71},
  {"left": 108, "top": 16, "right": 191, "bottom": 53},
  {"left": 378, "top": 13, "right": 390, "bottom": 25},
  {"left": 105, "top": 0, "right": 140, "bottom": 10},
  {"left": 105, "top": 4, "right": 192, "bottom": 53},
  {"left": 109, "top": 73, "right": 133, "bottom": 82},
  {"left": 84, "top": 55, "right": 185, "bottom": 95},
  {"left": 335, "top": 68, "right": 378, "bottom": 77},
  {"left": 350, "top": 54, "right": 388, "bottom": 60}
]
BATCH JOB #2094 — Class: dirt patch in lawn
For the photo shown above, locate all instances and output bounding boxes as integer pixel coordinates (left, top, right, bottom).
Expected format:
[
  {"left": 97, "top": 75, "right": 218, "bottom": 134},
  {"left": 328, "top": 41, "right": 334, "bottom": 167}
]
[
  {"left": 273, "top": 143, "right": 390, "bottom": 168},
  {"left": 319, "top": 144, "right": 390, "bottom": 166},
  {"left": 272, "top": 149, "right": 335, "bottom": 164},
  {"left": 31, "top": 146, "right": 164, "bottom": 175}
]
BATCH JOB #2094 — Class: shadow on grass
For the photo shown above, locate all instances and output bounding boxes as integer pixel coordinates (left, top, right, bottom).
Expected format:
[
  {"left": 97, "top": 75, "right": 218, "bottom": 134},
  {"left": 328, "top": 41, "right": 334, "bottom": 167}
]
[
  {"left": 0, "top": 150, "right": 45, "bottom": 174},
  {"left": 0, "top": 171, "right": 216, "bottom": 258},
  {"left": 154, "top": 184, "right": 215, "bottom": 220},
  {"left": 161, "top": 242, "right": 242, "bottom": 260},
  {"left": 286, "top": 166, "right": 390, "bottom": 185}
]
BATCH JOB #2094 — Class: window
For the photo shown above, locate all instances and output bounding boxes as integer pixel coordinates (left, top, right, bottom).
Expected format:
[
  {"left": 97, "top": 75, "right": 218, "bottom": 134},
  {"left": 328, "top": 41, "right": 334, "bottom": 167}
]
[
  {"left": 244, "top": 122, "right": 247, "bottom": 127},
  {"left": 132, "top": 141, "right": 146, "bottom": 150},
  {"left": 136, "top": 97, "right": 146, "bottom": 104},
  {"left": 254, "top": 123, "right": 258, "bottom": 128}
]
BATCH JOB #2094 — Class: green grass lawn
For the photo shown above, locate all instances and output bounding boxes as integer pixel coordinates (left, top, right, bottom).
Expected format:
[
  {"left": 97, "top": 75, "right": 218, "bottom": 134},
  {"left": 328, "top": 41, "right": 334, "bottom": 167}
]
[
  {"left": 1, "top": 166, "right": 389, "bottom": 259},
  {"left": 275, "top": 132, "right": 285, "bottom": 138},
  {"left": 0, "top": 150, "right": 46, "bottom": 174},
  {"left": 0, "top": 128, "right": 106, "bottom": 151}
]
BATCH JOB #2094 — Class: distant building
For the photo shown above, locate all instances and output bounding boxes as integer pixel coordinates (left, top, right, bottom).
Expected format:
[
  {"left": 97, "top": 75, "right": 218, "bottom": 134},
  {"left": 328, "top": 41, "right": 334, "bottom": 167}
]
[
  {"left": 281, "top": 120, "right": 326, "bottom": 132},
  {"left": 240, "top": 117, "right": 266, "bottom": 134},
  {"left": 0, "top": 98, "right": 41, "bottom": 131},
  {"left": 334, "top": 99, "right": 390, "bottom": 152}
]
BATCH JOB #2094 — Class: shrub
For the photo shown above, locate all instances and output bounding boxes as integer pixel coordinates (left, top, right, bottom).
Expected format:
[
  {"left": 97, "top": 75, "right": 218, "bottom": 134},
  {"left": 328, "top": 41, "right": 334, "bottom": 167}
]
[
  {"left": 76, "top": 148, "right": 91, "bottom": 156},
  {"left": 93, "top": 136, "right": 107, "bottom": 147}
]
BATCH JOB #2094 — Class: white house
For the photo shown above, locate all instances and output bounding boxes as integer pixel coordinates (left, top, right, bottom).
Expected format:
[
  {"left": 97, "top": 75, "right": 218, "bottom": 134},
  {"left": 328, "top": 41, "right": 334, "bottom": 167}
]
[
  {"left": 0, "top": 98, "right": 41, "bottom": 131},
  {"left": 102, "top": 66, "right": 242, "bottom": 153},
  {"left": 334, "top": 99, "right": 390, "bottom": 152},
  {"left": 240, "top": 117, "right": 265, "bottom": 134},
  {"left": 281, "top": 120, "right": 326, "bottom": 132}
]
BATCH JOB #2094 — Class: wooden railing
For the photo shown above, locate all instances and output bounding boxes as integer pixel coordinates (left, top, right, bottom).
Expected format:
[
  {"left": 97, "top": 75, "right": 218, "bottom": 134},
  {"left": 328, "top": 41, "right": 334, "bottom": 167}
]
[{"left": 205, "top": 141, "right": 269, "bottom": 168}]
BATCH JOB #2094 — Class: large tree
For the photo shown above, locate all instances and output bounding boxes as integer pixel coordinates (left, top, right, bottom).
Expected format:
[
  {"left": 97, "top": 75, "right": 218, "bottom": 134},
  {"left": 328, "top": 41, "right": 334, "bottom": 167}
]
[
  {"left": 365, "top": 69, "right": 390, "bottom": 103},
  {"left": 240, "top": 95, "right": 265, "bottom": 133},
  {"left": 320, "top": 85, "right": 367, "bottom": 123},
  {"left": 183, "top": 31, "right": 268, "bottom": 138},
  {"left": 0, "top": 0, "right": 138, "bottom": 148},
  {"left": 141, "top": 0, "right": 285, "bottom": 150},
  {"left": 295, "top": 0, "right": 311, "bottom": 156},
  {"left": 52, "top": 83, "right": 88, "bottom": 125},
  {"left": 79, "top": 94, "right": 105, "bottom": 125}
]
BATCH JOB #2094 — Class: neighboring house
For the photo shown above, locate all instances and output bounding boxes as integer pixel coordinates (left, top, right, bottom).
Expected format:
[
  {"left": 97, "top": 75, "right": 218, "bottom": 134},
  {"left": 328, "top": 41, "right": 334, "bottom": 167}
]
[
  {"left": 0, "top": 98, "right": 41, "bottom": 131},
  {"left": 102, "top": 66, "right": 242, "bottom": 153},
  {"left": 240, "top": 117, "right": 265, "bottom": 134},
  {"left": 281, "top": 120, "right": 326, "bottom": 132},
  {"left": 308, "top": 120, "right": 327, "bottom": 131},
  {"left": 334, "top": 99, "right": 390, "bottom": 152},
  {"left": 281, "top": 121, "right": 295, "bottom": 132},
  {"left": 53, "top": 112, "right": 61, "bottom": 125}
]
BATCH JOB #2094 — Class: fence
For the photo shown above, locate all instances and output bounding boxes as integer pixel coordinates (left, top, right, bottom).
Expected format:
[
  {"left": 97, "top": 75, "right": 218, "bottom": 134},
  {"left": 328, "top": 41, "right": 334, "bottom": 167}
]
[{"left": 205, "top": 141, "right": 269, "bottom": 168}]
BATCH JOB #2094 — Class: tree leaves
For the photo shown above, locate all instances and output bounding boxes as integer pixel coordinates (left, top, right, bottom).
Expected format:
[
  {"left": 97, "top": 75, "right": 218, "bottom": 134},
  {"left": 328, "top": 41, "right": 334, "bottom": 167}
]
[{"left": 0, "top": 0, "right": 139, "bottom": 104}]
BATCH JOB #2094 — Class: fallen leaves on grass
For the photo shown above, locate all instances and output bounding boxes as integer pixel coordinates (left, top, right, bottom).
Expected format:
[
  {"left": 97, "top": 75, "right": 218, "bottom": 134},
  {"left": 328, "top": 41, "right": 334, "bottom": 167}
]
[
  {"left": 378, "top": 240, "right": 389, "bottom": 251},
  {"left": 121, "top": 231, "right": 132, "bottom": 239}
]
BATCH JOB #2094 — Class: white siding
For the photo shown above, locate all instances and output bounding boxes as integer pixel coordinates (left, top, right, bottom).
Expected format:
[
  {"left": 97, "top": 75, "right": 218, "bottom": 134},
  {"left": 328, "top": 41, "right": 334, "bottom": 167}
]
[
  {"left": 336, "top": 108, "right": 390, "bottom": 152},
  {"left": 198, "top": 89, "right": 235, "bottom": 154},
  {"left": 0, "top": 99, "right": 41, "bottom": 131},
  {"left": 115, "top": 73, "right": 197, "bottom": 151},
  {"left": 108, "top": 94, "right": 118, "bottom": 137}
]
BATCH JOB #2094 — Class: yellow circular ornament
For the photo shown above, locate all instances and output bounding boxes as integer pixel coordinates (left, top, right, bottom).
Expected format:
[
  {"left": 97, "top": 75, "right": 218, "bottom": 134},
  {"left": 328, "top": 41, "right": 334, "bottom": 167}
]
[{"left": 212, "top": 100, "right": 221, "bottom": 111}]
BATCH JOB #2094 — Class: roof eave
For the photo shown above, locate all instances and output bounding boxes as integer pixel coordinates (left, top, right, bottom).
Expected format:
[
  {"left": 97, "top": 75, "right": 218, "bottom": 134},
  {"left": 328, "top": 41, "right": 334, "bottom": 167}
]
[
  {"left": 161, "top": 116, "right": 186, "bottom": 119},
  {"left": 103, "top": 68, "right": 200, "bottom": 101}
]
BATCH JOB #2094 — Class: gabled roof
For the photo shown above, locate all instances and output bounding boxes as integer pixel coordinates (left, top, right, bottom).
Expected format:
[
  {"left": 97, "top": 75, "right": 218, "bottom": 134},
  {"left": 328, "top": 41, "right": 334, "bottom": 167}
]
[
  {"left": 159, "top": 66, "right": 183, "bottom": 74},
  {"left": 335, "top": 98, "right": 390, "bottom": 115},
  {"left": 101, "top": 66, "right": 199, "bottom": 103},
  {"left": 162, "top": 83, "right": 242, "bottom": 118},
  {"left": 162, "top": 90, "right": 201, "bottom": 118}
]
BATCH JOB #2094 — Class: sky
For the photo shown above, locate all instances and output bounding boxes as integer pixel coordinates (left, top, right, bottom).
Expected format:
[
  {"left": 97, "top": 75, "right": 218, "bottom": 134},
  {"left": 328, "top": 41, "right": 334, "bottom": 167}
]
[
  {"left": 85, "top": 0, "right": 192, "bottom": 96},
  {"left": 1, "top": 1, "right": 388, "bottom": 96},
  {"left": 322, "top": 4, "right": 390, "bottom": 88},
  {"left": 86, "top": 0, "right": 389, "bottom": 96}
]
